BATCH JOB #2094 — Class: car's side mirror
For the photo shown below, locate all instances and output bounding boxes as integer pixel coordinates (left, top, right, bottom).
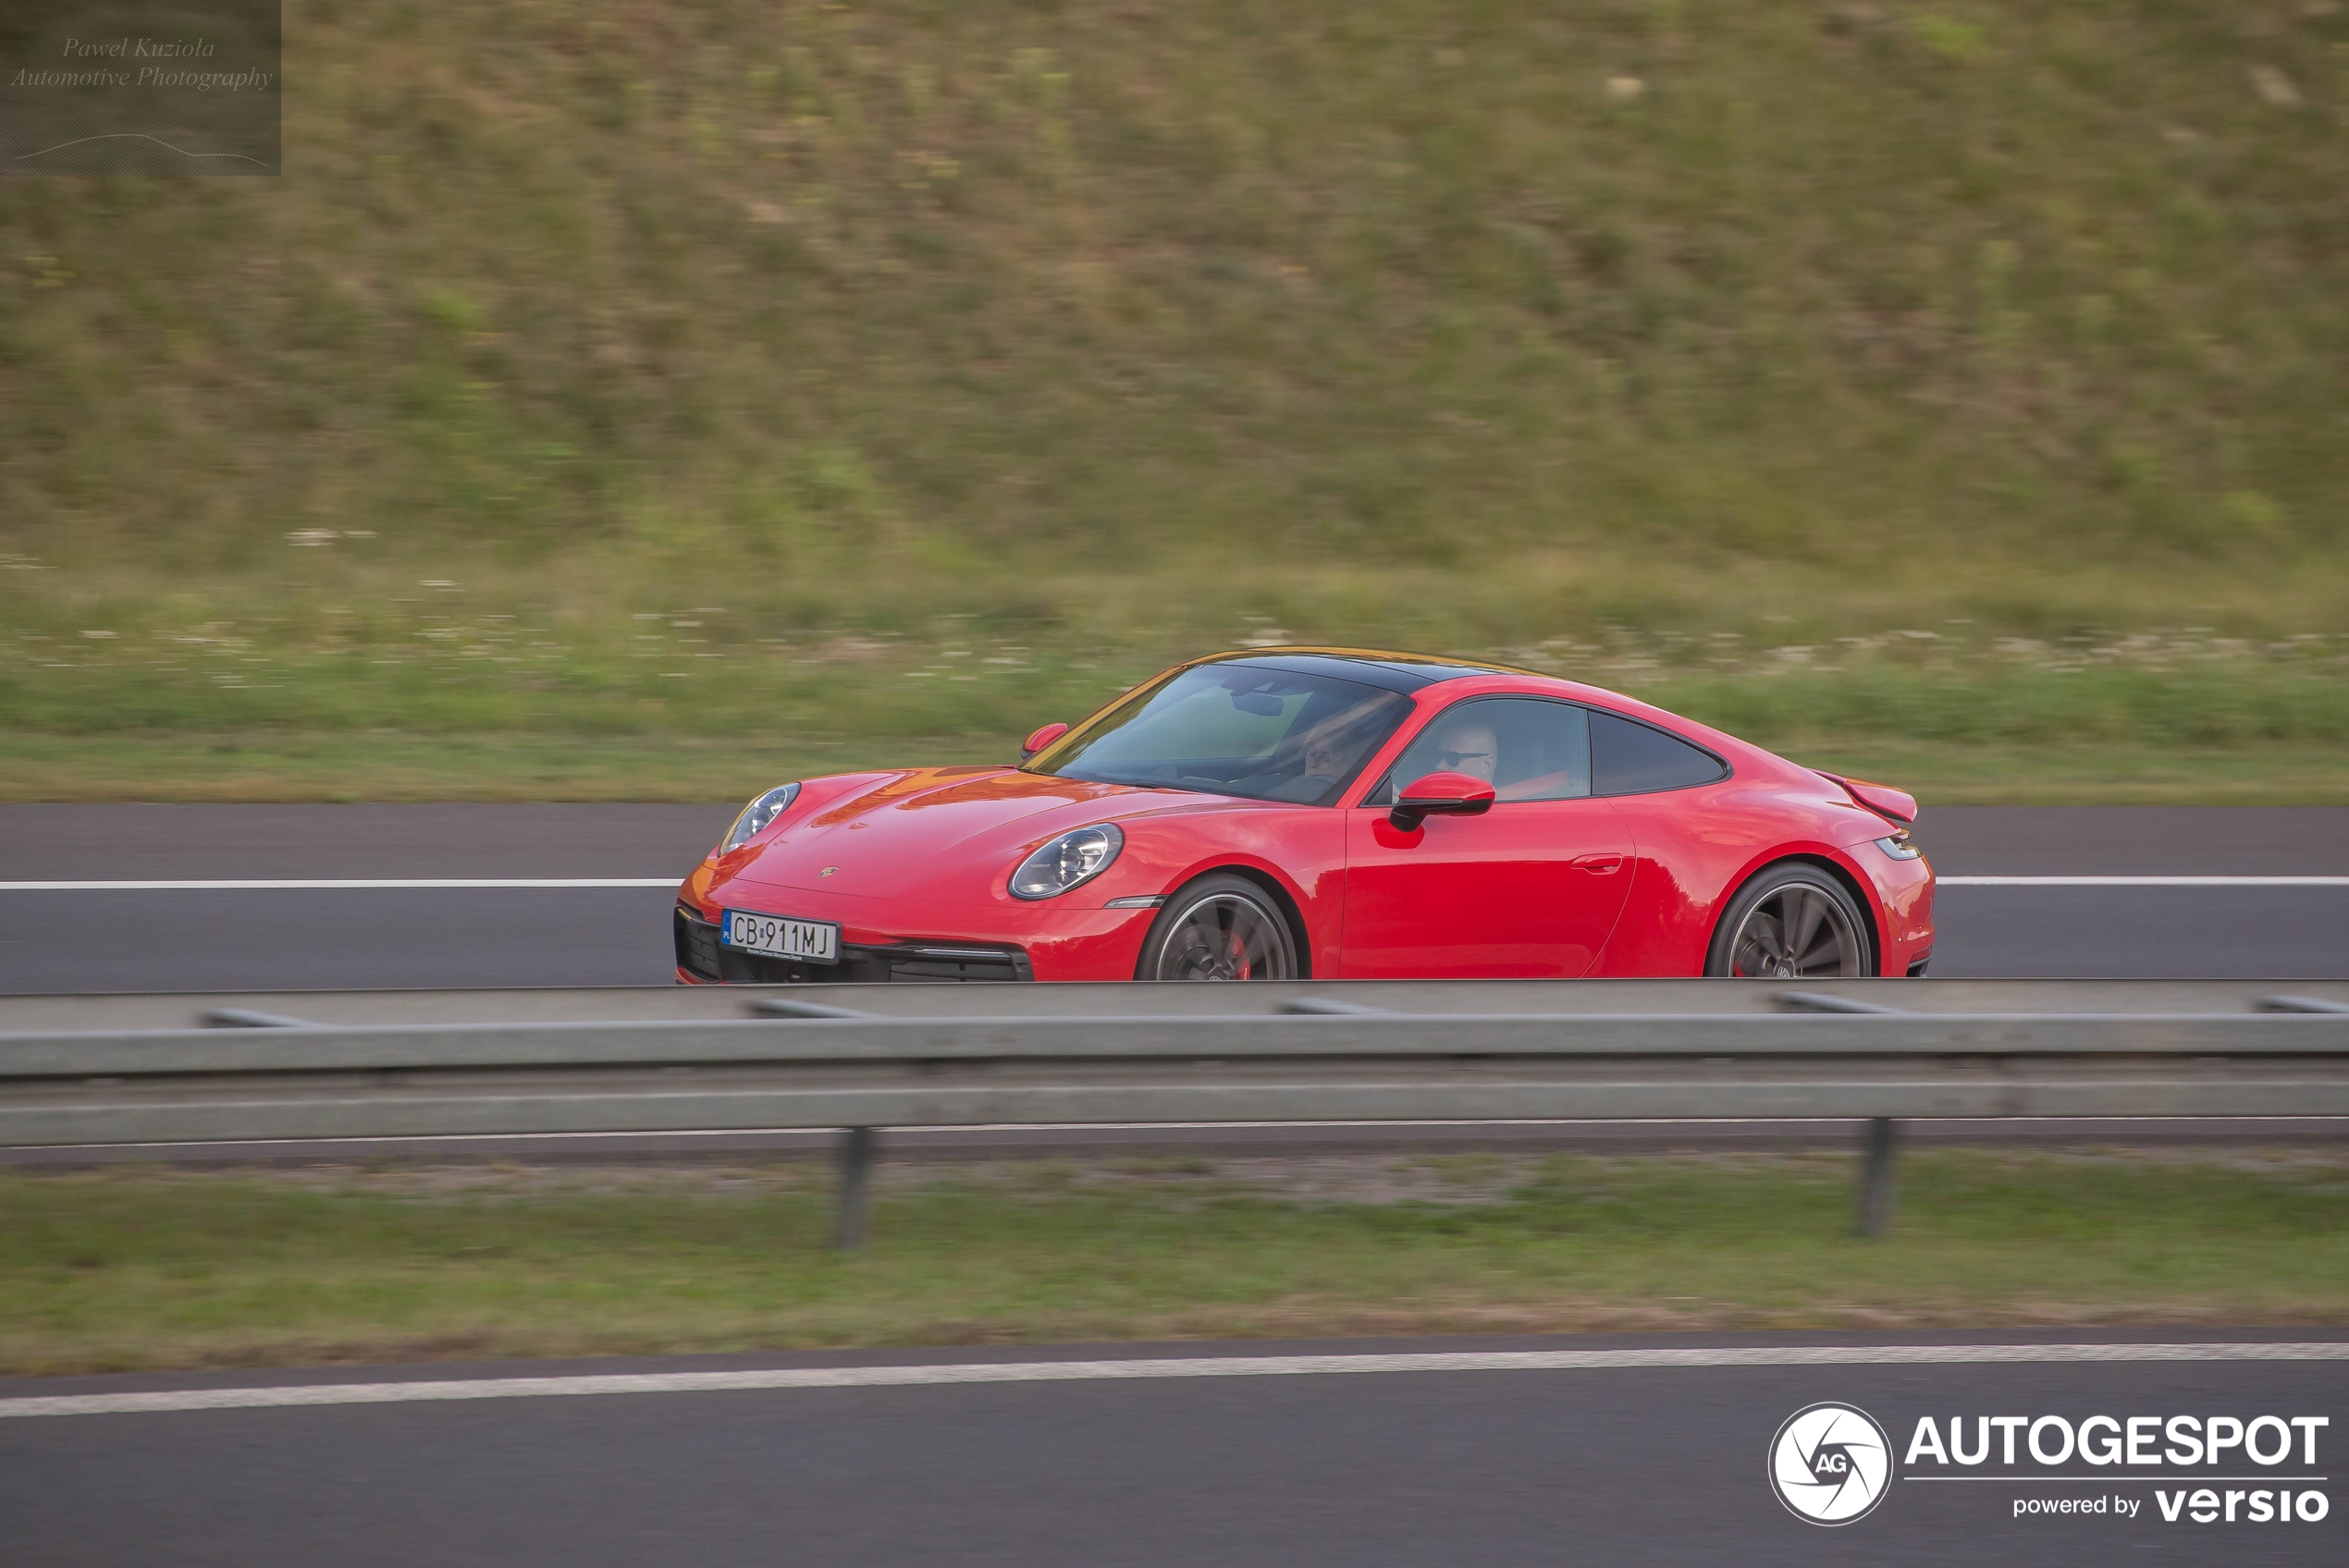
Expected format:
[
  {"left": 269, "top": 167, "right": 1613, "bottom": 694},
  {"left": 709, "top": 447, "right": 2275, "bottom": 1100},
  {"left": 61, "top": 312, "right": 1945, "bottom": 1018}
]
[
  {"left": 1388, "top": 771, "right": 1496, "bottom": 831},
  {"left": 1022, "top": 722, "right": 1070, "bottom": 758}
]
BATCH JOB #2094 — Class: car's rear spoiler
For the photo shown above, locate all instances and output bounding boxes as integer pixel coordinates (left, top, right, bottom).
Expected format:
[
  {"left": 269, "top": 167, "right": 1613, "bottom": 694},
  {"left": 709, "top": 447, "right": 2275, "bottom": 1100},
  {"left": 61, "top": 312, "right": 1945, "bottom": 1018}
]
[{"left": 1814, "top": 771, "right": 1917, "bottom": 826}]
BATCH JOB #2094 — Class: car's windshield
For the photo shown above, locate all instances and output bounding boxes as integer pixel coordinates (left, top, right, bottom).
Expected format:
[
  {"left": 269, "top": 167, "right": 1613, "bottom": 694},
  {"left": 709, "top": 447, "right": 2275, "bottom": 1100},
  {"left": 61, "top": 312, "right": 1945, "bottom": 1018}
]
[{"left": 1027, "top": 663, "right": 1413, "bottom": 806}]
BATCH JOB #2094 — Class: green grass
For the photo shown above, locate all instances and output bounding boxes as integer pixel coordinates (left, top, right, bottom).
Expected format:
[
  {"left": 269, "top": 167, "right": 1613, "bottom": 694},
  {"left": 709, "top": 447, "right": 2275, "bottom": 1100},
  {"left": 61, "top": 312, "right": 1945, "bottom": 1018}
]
[
  {"left": 3, "top": 1149, "right": 2344, "bottom": 1376},
  {"left": 0, "top": 731, "right": 987, "bottom": 802},
  {"left": 3, "top": 613, "right": 2345, "bottom": 800},
  {"left": 3, "top": 732, "right": 2346, "bottom": 804},
  {"left": 3, "top": 0, "right": 2344, "bottom": 797}
]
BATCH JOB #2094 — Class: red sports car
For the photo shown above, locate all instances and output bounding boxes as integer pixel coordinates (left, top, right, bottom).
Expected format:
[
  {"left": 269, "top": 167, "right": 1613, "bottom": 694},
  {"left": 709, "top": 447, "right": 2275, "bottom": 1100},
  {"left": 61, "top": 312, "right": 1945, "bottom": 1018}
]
[{"left": 674, "top": 648, "right": 1934, "bottom": 984}]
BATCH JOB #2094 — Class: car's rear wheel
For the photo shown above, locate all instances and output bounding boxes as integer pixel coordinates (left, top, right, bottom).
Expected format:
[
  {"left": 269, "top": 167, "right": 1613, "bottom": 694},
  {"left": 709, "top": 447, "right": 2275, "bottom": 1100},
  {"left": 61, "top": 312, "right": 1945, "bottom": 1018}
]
[
  {"left": 1705, "top": 863, "right": 1872, "bottom": 979},
  {"left": 1138, "top": 874, "right": 1299, "bottom": 981}
]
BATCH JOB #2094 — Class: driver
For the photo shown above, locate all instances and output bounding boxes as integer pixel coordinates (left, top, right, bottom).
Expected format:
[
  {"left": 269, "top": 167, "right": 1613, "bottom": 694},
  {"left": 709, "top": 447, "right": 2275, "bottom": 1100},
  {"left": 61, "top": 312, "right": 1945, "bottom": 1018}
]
[
  {"left": 1299, "top": 734, "right": 1343, "bottom": 788},
  {"left": 1229, "top": 695, "right": 1403, "bottom": 802},
  {"left": 1424, "top": 715, "right": 1499, "bottom": 784},
  {"left": 1237, "top": 725, "right": 1371, "bottom": 802}
]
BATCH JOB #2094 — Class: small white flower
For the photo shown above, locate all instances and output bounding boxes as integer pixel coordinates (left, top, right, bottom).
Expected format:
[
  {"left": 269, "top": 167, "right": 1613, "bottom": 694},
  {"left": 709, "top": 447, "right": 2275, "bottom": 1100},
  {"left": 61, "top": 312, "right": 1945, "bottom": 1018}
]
[{"left": 2249, "top": 65, "right": 2302, "bottom": 107}]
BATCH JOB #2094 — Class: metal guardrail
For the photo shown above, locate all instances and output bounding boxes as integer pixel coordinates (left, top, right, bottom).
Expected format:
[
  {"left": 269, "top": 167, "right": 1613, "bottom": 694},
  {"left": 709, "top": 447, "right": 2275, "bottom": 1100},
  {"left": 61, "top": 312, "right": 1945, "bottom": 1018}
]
[
  {"left": 11, "top": 978, "right": 2348, "bottom": 1031},
  {"left": 5, "top": 991, "right": 2348, "bottom": 1243}
]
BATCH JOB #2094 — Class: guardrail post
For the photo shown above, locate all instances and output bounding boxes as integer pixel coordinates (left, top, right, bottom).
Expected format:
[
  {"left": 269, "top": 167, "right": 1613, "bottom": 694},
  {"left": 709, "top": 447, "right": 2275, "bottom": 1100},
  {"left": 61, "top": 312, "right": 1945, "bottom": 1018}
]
[
  {"left": 830, "top": 1126, "right": 878, "bottom": 1251},
  {"left": 200, "top": 1008, "right": 316, "bottom": 1029},
  {"left": 753, "top": 998, "right": 876, "bottom": 1020},
  {"left": 1855, "top": 1117, "right": 1898, "bottom": 1239},
  {"left": 1777, "top": 991, "right": 1908, "bottom": 1016},
  {"left": 2258, "top": 995, "right": 2349, "bottom": 1014}
]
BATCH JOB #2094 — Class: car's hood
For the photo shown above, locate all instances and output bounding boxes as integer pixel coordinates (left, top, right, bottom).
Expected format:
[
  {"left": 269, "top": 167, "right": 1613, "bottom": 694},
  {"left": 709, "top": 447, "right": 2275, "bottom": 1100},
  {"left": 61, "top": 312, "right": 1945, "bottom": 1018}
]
[{"left": 712, "top": 766, "right": 1224, "bottom": 900}]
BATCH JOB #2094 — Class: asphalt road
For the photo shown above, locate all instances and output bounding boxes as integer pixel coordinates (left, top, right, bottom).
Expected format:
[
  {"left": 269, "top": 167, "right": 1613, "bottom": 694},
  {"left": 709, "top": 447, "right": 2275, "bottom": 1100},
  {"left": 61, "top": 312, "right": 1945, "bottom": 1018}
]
[
  {"left": 4, "top": 1332, "right": 2342, "bottom": 1566},
  {"left": 1, "top": 805, "right": 2344, "bottom": 992}
]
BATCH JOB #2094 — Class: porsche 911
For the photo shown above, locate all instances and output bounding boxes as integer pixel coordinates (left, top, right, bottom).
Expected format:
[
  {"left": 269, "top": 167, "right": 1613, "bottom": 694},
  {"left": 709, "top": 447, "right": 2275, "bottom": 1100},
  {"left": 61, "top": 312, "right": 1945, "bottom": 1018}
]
[{"left": 673, "top": 648, "right": 1934, "bottom": 984}]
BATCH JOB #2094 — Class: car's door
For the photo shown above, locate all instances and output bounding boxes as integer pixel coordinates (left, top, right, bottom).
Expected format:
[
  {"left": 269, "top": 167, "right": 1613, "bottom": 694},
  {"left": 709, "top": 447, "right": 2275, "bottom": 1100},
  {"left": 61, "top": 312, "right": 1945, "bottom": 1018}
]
[{"left": 1339, "top": 697, "right": 1635, "bottom": 977}]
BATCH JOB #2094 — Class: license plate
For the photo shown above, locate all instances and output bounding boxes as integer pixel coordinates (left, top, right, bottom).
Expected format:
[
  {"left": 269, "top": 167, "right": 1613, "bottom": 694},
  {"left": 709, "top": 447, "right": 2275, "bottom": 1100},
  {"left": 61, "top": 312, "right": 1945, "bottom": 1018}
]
[{"left": 720, "top": 910, "right": 841, "bottom": 964}]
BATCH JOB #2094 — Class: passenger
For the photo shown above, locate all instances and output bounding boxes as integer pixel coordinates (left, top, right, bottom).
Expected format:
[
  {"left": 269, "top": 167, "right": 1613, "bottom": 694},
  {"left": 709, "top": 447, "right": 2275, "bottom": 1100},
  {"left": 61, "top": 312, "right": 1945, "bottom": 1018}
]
[{"left": 1424, "top": 716, "right": 1499, "bottom": 784}]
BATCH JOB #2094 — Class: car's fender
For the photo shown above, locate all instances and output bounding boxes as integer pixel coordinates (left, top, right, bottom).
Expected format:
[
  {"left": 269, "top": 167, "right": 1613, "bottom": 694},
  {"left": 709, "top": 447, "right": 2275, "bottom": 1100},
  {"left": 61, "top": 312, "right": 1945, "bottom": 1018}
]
[
  {"left": 1596, "top": 783, "right": 1916, "bottom": 976},
  {"left": 1088, "top": 808, "right": 1345, "bottom": 978}
]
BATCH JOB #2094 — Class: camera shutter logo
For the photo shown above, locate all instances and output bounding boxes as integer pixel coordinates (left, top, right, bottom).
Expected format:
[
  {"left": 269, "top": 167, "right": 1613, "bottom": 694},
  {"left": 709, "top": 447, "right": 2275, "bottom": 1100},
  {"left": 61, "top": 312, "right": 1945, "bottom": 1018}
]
[{"left": 1769, "top": 1402, "right": 1894, "bottom": 1525}]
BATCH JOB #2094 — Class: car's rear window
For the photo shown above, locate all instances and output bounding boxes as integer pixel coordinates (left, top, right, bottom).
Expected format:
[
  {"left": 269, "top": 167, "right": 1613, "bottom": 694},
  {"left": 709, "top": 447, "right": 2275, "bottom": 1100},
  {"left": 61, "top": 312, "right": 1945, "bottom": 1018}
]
[{"left": 1590, "top": 710, "right": 1729, "bottom": 795}]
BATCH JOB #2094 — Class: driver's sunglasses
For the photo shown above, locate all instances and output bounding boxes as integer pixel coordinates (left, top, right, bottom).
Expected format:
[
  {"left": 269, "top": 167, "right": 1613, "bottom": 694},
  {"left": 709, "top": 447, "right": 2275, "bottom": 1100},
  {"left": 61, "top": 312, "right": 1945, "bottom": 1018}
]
[{"left": 1433, "top": 749, "right": 1494, "bottom": 769}]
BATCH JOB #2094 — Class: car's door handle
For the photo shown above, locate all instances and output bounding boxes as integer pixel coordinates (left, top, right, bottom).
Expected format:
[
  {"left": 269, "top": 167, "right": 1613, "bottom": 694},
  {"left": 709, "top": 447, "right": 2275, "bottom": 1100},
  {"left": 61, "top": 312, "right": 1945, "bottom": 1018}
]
[{"left": 1572, "top": 852, "right": 1625, "bottom": 875}]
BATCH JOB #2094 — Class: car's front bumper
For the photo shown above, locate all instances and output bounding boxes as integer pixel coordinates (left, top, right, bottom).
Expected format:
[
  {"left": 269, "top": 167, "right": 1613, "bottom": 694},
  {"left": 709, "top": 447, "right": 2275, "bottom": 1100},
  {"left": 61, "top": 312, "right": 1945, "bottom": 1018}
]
[
  {"left": 671, "top": 887, "right": 1161, "bottom": 984},
  {"left": 673, "top": 905, "right": 1037, "bottom": 984}
]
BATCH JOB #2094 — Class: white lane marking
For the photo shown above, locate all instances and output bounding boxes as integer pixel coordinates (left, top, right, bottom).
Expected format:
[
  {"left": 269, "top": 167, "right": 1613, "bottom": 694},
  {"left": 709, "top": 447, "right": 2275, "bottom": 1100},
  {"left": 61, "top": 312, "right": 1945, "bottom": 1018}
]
[
  {"left": 1939, "top": 876, "right": 2349, "bottom": 887},
  {"left": 0, "top": 879, "right": 680, "bottom": 891},
  {"left": 4, "top": 1342, "right": 2343, "bottom": 1420},
  {"left": 1, "top": 876, "right": 2344, "bottom": 892}
]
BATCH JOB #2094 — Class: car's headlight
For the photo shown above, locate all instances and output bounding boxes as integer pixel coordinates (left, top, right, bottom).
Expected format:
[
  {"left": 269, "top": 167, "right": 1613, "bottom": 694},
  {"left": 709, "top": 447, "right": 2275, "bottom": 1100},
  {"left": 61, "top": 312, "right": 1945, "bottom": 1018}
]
[
  {"left": 1873, "top": 834, "right": 1922, "bottom": 861},
  {"left": 1010, "top": 824, "right": 1125, "bottom": 900},
  {"left": 719, "top": 783, "right": 801, "bottom": 853}
]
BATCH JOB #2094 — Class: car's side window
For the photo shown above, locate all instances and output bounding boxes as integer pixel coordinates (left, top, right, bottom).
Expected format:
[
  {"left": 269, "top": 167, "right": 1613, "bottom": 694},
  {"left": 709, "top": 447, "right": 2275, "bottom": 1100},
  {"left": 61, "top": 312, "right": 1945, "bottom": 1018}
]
[
  {"left": 1371, "top": 698, "right": 1592, "bottom": 803},
  {"left": 1589, "top": 709, "right": 1728, "bottom": 795}
]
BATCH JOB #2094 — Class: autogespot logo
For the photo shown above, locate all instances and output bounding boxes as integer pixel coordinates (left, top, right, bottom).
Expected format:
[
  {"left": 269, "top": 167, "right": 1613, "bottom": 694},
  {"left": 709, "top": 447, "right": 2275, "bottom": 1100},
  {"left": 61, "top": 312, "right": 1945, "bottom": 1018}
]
[{"left": 1770, "top": 1403, "right": 1895, "bottom": 1525}]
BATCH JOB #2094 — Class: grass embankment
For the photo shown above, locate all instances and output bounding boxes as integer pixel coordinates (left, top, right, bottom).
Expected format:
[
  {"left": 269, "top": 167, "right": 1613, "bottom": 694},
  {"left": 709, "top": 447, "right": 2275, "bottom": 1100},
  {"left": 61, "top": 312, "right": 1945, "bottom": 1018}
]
[
  {"left": 3, "top": 1, "right": 2344, "bottom": 799},
  {"left": 5, "top": 732, "right": 2348, "bottom": 805},
  {"left": 3, "top": 1149, "right": 2343, "bottom": 1376}
]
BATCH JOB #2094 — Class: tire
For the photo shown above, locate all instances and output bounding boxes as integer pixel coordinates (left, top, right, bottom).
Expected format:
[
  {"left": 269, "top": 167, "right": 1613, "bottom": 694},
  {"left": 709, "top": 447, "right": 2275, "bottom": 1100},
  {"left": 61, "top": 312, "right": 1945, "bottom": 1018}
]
[
  {"left": 1704, "top": 862, "right": 1874, "bottom": 979},
  {"left": 1136, "top": 874, "right": 1301, "bottom": 982}
]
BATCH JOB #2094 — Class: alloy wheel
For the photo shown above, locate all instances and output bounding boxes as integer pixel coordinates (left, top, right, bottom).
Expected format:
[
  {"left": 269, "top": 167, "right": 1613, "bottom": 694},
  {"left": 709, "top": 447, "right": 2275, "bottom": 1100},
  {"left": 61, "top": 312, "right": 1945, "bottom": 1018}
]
[
  {"left": 1150, "top": 891, "right": 1297, "bottom": 981},
  {"left": 1727, "top": 881, "right": 1865, "bottom": 979}
]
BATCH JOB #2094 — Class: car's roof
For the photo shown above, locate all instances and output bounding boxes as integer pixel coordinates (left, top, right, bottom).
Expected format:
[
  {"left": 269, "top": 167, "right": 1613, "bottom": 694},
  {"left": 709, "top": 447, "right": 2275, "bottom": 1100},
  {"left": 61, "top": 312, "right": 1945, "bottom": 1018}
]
[
  {"left": 1160, "top": 645, "right": 1794, "bottom": 785},
  {"left": 1202, "top": 646, "right": 1544, "bottom": 694}
]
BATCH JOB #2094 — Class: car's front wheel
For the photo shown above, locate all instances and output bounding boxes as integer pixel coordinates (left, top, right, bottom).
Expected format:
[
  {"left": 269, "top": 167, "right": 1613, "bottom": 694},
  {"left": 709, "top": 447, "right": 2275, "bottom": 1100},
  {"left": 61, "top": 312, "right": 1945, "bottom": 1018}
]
[
  {"left": 1705, "top": 862, "right": 1873, "bottom": 978},
  {"left": 1138, "top": 874, "right": 1300, "bottom": 981}
]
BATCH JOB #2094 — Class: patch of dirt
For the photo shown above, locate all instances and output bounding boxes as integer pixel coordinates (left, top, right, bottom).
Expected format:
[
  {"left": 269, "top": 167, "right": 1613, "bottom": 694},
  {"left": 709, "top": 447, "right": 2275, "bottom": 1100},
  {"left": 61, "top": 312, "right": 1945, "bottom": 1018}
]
[{"left": 25, "top": 1145, "right": 2349, "bottom": 1202}]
